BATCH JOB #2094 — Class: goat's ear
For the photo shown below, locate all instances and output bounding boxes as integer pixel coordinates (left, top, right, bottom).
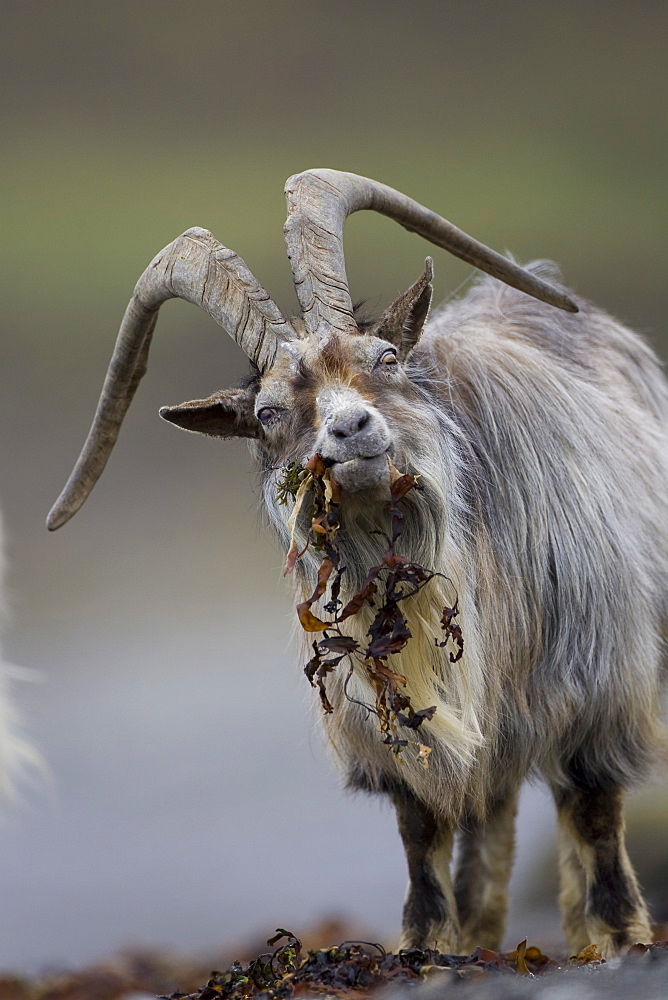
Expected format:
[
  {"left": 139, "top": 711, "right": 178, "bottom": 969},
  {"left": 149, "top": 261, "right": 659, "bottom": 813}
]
[
  {"left": 159, "top": 387, "right": 260, "bottom": 439},
  {"left": 372, "top": 257, "right": 433, "bottom": 358}
]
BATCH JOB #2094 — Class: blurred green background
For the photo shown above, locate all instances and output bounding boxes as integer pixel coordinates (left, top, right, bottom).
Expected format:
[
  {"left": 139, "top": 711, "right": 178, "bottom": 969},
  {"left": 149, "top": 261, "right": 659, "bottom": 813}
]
[{"left": 0, "top": 0, "right": 666, "bottom": 973}]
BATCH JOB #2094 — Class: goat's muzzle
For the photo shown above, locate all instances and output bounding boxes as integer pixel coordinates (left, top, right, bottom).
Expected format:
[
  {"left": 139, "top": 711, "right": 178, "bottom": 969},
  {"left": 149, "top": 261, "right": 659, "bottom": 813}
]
[{"left": 314, "top": 389, "right": 392, "bottom": 493}]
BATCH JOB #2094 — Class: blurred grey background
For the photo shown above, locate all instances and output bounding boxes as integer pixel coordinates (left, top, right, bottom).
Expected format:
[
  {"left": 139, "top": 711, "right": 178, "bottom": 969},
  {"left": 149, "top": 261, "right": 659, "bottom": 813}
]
[{"left": 0, "top": 0, "right": 666, "bottom": 974}]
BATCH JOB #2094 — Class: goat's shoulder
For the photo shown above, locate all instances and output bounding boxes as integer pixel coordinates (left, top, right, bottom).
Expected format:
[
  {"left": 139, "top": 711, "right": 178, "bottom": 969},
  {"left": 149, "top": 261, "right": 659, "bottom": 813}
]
[{"left": 419, "top": 262, "right": 668, "bottom": 423}]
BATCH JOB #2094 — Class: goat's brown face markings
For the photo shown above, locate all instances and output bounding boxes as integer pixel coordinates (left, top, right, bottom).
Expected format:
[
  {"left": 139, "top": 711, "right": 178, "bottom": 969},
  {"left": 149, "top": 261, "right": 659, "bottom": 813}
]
[{"left": 248, "top": 331, "right": 417, "bottom": 492}]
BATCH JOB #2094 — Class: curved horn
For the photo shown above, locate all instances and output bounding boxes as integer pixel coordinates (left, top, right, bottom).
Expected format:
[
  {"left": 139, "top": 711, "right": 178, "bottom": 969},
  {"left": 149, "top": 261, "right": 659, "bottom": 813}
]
[
  {"left": 284, "top": 169, "right": 578, "bottom": 336},
  {"left": 47, "top": 227, "right": 295, "bottom": 531}
]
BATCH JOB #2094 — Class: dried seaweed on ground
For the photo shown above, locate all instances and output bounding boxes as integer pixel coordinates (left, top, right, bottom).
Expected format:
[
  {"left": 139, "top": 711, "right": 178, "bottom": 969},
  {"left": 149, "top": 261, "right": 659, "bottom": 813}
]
[
  {"left": 3, "top": 931, "right": 668, "bottom": 999},
  {"left": 158, "top": 931, "right": 668, "bottom": 1000},
  {"left": 280, "top": 456, "right": 462, "bottom": 763}
]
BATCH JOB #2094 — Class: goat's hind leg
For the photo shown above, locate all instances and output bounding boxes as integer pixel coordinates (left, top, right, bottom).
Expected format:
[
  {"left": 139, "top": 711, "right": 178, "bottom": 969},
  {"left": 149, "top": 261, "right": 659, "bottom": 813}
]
[
  {"left": 454, "top": 790, "right": 519, "bottom": 953},
  {"left": 554, "top": 782, "right": 652, "bottom": 958},
  {"left": 389, "top": 783, "right": 459, "bottom": 953}
]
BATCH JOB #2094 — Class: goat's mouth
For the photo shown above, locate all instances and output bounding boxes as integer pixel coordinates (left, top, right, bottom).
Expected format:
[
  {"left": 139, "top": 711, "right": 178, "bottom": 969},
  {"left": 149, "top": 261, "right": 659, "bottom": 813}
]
[{"left": 328, "top": 450, "right": 392, "bottom": 493}]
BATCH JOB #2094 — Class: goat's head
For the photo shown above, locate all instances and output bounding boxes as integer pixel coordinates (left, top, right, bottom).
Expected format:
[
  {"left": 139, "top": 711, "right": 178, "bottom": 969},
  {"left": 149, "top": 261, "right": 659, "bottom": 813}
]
[
  {"left": 47, "top": 169, "right": 577, "bottom": 531},
  {"left": 159, "top": 258, "right": 433, "bottom": 496}
]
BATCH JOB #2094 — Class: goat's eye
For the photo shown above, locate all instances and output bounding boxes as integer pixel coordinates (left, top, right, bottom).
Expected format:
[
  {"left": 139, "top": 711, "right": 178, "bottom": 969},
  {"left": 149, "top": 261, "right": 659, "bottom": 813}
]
[
  {"left": 378, "top": 350, "right": 398, "bottom": 366},
  {"left": 257, "top": 406, "right": 281, "bottom": 425}
]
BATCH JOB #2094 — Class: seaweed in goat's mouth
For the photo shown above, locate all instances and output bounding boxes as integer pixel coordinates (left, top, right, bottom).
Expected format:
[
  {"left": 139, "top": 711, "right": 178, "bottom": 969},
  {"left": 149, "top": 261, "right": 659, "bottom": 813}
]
[{"left": 279, "top": 454, "right": 464, "bottom": 764}]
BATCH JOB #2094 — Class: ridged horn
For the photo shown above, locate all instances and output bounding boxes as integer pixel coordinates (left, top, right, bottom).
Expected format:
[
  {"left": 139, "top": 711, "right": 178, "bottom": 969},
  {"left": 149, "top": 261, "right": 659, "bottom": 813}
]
[
  {"left": 284, "top": 168, "right": 578, "bottom": 336},
  {"left": 47, "top": 227, "right": 295, "bottom": 531}
]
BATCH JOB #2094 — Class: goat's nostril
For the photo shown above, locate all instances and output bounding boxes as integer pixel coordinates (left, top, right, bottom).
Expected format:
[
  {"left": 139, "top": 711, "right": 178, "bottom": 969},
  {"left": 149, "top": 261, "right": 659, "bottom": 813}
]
[{"left": 328, "top": 408, "right": 372, "bottom": 441}]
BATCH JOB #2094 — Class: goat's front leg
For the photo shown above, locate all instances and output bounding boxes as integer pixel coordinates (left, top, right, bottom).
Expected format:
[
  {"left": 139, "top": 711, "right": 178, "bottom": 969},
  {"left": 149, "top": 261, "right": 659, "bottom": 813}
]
[
  {"left": 390, "top": 783, "right": 459, "bottom": 952},
  {"left": 454, "top": 789, "right": 519, "bottom": 953}
]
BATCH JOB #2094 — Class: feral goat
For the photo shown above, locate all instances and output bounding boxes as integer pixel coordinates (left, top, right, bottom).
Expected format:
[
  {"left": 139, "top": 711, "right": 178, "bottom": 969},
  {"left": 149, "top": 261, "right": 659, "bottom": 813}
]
[{"left": 48, "top": 170, "right": 668, "bottom": 957}]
